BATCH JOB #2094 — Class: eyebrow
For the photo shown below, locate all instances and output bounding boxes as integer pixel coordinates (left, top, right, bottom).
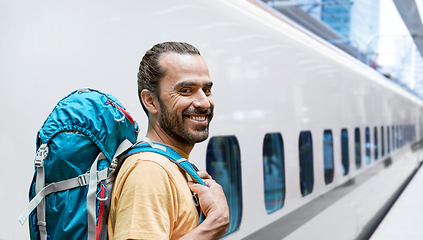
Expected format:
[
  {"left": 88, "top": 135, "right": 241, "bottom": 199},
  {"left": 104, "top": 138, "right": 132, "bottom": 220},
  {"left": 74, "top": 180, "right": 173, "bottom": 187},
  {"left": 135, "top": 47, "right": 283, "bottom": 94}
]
[{"left": 175, "top": 81, "right": 213, "bottom": 88}]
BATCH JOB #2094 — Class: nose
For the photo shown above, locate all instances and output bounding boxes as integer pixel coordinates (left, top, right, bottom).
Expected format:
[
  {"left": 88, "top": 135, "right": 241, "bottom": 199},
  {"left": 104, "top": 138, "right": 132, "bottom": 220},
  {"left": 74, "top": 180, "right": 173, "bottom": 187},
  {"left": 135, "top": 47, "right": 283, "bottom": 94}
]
[{"left": 193, "top": 90, "right": 211, "bottom": 110}]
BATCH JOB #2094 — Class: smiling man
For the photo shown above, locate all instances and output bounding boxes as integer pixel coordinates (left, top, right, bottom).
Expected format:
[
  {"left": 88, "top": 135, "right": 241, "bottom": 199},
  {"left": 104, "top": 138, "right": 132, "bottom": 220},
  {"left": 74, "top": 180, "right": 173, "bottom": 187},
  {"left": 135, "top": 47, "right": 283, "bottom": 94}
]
[{"left": 108, "top": 42, "right": 229, "bottom": 240}]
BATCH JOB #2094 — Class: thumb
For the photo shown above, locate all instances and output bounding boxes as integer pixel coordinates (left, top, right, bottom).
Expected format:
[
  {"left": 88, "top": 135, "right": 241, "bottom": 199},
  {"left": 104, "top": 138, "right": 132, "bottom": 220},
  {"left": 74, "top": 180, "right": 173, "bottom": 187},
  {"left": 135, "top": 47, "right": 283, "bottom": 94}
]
[{"left": 187, "top": 181, "right": 207, "bottom": 194}]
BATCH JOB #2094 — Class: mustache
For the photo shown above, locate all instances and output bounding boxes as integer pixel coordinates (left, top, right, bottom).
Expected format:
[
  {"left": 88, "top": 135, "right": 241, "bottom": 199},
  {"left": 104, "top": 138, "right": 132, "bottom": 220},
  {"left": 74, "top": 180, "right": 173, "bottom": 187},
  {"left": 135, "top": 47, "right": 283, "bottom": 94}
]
[{"left": 183, "top": 107, "right": 213, "bottom": 116}]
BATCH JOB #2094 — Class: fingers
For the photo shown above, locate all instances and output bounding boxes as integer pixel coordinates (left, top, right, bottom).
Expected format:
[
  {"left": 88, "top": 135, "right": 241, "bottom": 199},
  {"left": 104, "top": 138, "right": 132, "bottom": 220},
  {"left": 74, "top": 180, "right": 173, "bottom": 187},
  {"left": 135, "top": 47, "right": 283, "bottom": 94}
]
[
  {"left": 187, "top": 178, "right": 216, "bottom": 193},
  {"left": 197, "top": 170, "right": 212, "bottom": 180},
  {"left": 202, "top": 178, "right": 218, "bottom": 188},
  {"left": 187, "top": 178, "right": 228, "bottom": 219},
  {"left": 187, "top": 181, "right": 207, "bottom": 194}
]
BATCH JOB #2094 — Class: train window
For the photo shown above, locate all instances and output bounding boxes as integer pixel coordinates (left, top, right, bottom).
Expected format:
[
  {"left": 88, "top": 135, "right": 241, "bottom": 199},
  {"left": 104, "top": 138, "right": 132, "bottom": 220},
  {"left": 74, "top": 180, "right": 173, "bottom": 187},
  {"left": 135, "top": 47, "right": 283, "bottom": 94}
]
[
  {"left": 386, "top": 126, "right": 391, "bottom": 154},
  {"left": 396, "top": 125, "right": 400, "bottom": 148},
  {"left": 206, "top": 136, "right": 242, "bottom": 235},
  {"left": 402, "top": 125, "right": 405, "bottom": 146},
  {"left": 411, "top": 125, "right": 414, "bottom": 141},
  {"left": 381, "top": 126, "right": 385, "bottom": 157},
  {"left": 299, "top": 131, "right": 314, "bottom": 196},
  {"left": 404, "top": 125, "right": 407, "bottom": 144},
  {"left": 405, "top": 125, "right": 408, "bottom": 143},
  {"left": 400, "top": 125, "right": 403, "bottom": 147},
  {"left": 374, "top": 127, "right": 378, "bottom": 160},
  {"left": 341, "top": 129, "right": 349, "bottom": 175},
  {"left": 414, "top": 124, "right": 417, "bottom": 141},
  {"left": 406, "top": 125, "right": 410, "bottom": 143},
  {"left": 392, "top": 126, "right": 395, "bottom": 150},
  {"left": 365, "top": 127, "right": 371, "bottom": 164},
  {"left": 407, "top": 124, "right": 413, "bottom": 142},
  {"left": 420, "top": 123, "right": 423, "bottom": 140},
  {"left": 411, "top": 125, "right": 413, "bottom": 141},
  {"left": 323, "top": 130, "right": 334, "bottom": 185},
  {"left": 412, "top": 125, "right": 415, "bottom": 141},
  {"left": 262, "top": 133, "right": 285, "bottom": 214},
  {"left": 354, "top": 128, "right": 361, "bottom": 169}
]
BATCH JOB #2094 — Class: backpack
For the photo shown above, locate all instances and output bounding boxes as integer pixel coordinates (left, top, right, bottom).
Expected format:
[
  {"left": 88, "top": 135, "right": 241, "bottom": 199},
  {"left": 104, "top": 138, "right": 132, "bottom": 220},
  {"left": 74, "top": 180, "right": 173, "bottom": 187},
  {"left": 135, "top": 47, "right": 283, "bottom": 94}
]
[{"left": 18, "top": 88, "right": 205, "bottom": 240}]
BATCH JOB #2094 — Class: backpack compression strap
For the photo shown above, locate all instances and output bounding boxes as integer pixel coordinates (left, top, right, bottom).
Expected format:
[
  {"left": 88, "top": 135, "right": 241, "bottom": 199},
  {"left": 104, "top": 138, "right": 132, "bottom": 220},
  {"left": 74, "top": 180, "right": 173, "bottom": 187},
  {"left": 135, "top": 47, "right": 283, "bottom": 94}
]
[{"left": 18, "top": 154, "right": 109, "bottom": 226}]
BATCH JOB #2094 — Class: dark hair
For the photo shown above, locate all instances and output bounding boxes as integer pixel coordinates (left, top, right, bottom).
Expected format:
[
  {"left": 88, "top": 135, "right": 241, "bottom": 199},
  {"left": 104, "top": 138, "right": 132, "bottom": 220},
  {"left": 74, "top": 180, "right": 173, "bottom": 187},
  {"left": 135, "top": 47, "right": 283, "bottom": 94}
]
[{"left": 137, "top": 42, "right": 201, "bottom": 115}]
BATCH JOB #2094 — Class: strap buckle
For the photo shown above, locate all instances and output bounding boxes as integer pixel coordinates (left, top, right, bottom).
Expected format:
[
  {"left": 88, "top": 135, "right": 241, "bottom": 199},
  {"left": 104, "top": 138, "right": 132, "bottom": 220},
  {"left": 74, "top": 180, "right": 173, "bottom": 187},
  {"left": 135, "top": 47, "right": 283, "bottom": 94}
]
[
  {"left": 37, "top": 221, "right": 47, "bottom": 227},
  {"left": 109, "top": 158, "right": 118, "bottom": 176},
  {"left": 78, "top": 174, "right": 88, "bottom": 186},
  {"left": 34, "top": 144, "right": 49, "bottom": 168},
  {"left": 192, "top": 193, "right": 200, "bottom": 207}
]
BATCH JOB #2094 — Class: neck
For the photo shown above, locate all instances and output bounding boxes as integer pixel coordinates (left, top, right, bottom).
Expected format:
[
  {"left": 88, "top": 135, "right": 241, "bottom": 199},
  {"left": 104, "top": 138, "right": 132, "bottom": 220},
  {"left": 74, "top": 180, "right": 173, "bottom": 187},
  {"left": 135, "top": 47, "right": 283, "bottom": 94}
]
[{"left": 146, "top": 124, "right": 194, "bottom": 155}]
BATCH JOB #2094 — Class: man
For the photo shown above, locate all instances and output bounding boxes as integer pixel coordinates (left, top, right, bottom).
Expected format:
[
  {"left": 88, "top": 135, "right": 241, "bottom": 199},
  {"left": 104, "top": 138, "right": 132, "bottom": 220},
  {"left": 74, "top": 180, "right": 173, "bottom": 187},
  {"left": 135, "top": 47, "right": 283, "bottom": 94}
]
[{"left": 108, "top": 42, "right": 230, "bottom": 240}]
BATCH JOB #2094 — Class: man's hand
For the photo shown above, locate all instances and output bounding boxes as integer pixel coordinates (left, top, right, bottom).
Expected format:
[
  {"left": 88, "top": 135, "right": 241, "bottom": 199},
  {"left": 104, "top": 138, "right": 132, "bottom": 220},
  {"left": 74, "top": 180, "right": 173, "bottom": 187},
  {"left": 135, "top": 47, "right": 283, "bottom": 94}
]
[
  {"left": 182, "top": 171, "right": 229, "bottom": 239},
  {"left": 188, "top": 171, "right": 228, "bottom": 218}
]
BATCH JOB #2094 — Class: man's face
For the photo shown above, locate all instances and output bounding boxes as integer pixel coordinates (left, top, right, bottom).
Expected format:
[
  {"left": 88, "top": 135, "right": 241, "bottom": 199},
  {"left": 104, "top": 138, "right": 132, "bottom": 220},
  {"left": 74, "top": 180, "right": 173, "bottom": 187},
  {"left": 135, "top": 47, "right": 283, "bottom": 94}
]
[{"left": 155, "top": 53, "right": 214, "bottom": 146}]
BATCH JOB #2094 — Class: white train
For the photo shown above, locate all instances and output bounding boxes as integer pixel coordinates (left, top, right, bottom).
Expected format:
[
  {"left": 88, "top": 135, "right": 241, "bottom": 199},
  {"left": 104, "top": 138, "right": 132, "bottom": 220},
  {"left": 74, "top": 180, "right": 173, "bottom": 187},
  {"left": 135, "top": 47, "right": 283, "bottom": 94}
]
[{"left": 2, "top": 0, "right": 423, "bottom": 239}]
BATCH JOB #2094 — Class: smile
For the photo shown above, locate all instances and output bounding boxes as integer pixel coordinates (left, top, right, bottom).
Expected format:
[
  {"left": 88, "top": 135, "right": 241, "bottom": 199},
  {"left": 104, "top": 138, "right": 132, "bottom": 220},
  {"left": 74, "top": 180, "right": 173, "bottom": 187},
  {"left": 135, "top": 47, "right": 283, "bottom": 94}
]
[{"left": 188, "top": 115, "right": 206, "bottom": 121}]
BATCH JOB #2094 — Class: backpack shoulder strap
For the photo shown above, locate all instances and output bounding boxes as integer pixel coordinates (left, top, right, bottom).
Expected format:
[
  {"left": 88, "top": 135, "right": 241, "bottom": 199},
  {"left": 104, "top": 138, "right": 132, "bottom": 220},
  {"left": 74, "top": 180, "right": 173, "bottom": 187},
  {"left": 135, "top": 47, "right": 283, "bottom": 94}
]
[{"left": 120, "top": 138, "right": 206, "bottom": 186}]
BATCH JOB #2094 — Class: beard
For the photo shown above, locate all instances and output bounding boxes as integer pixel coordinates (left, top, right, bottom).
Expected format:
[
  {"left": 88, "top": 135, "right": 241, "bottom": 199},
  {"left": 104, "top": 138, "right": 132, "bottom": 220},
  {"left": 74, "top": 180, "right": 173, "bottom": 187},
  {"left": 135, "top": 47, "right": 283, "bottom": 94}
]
[{"left": 158, "top": 98, "right": 213, "bottom": 146}]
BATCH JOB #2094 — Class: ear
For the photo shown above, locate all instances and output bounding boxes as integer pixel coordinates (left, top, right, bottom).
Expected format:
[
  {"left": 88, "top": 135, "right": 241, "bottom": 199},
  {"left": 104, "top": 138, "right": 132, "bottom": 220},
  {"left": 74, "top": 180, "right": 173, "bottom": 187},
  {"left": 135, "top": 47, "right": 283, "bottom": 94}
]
[{"left": 141, "top": 89, "right": 159, "bottom": 115}]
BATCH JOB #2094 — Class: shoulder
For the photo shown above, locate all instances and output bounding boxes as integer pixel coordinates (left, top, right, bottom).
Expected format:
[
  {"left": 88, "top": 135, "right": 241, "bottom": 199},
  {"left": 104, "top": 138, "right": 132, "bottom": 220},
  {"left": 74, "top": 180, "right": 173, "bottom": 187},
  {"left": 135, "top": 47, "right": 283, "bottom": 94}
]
[
  {"left": 116, "top": 152, "right": 187, "bottom": 187},
  {"left": 122, "top": 152, "right": 180, "bottom": 174}
]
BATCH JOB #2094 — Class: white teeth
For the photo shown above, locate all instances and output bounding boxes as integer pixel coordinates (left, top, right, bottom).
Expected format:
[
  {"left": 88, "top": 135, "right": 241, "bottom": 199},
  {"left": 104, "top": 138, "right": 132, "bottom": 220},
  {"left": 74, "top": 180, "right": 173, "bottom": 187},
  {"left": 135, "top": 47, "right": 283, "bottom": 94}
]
[{"left": 190, "top": 116, "right": 206, "bottom": 121}]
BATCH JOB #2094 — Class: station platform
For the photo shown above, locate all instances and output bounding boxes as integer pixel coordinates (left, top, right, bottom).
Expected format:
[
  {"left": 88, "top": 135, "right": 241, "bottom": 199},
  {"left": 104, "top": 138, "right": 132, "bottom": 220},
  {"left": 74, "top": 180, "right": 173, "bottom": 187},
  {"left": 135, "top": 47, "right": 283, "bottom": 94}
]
[{"left": 370, "top": 163, "right": 423, "bottom": 240}]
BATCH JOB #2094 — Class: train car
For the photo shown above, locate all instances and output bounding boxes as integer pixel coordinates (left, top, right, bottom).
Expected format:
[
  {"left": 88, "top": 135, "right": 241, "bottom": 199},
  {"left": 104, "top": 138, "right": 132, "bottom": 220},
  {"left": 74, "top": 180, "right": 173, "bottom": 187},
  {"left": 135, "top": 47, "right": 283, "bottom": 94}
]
[{"left": 2, "top": 0, "right": 423, "bottom": 239}]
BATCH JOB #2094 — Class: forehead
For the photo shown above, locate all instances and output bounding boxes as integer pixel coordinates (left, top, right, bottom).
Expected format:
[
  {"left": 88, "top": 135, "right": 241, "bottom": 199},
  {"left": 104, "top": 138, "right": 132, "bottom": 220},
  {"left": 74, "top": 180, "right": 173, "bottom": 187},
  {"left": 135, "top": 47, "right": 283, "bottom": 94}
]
[{"left": 159, "top": 53, "right": 211, "bottom": 86}]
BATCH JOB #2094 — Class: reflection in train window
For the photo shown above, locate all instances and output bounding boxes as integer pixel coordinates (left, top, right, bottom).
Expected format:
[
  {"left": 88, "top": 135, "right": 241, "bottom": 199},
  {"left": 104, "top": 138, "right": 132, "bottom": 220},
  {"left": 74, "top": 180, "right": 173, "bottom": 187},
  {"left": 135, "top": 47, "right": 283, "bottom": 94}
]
[
  {"left": 374, "top": 127, "right": 378, "bottom": 160},
  {"left": 386, "top": 126, "right": 391, "bottom": 153},
  {"left": 392, "top": 126, "right": 395, "bottom": 151},
  {"left": 262, "top": 133, "right": 285, "bottom": 214},
  {"left": 323, "top": 130, "right": 334, "bottom": 184},
  {"left": 355, "top": 128, "right": 361, "bottom": 169},
  {"left": 341, "top": 129, "right": 349, "bottom": 175},
  {"left": 206, "top": 136, "right": 242, "bottom": 236},
  {"left": 381, "top": 126, "right": 385, "bottom": 157},
  {"left": 365, "top": 127, "right": 371, "bottom": 164},
  {"left": 299, "top": 131, "right": 314, "bottom": 196}
]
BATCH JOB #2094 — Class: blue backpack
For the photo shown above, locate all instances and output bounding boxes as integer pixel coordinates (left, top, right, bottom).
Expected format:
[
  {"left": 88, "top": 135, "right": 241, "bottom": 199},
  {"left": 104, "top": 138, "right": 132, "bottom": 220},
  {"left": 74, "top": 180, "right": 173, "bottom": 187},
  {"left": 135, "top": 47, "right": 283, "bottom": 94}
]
[{"left": 18, "top": 88, "right": 205, "bottom": 240}]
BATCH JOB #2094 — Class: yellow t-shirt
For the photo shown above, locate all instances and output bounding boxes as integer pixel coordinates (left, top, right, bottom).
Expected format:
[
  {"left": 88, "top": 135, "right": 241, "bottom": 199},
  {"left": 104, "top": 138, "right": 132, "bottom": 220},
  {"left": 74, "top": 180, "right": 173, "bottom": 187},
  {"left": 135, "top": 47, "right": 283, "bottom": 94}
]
[{"left": 108, "top": 150, "right": 199, "bottom": 240}]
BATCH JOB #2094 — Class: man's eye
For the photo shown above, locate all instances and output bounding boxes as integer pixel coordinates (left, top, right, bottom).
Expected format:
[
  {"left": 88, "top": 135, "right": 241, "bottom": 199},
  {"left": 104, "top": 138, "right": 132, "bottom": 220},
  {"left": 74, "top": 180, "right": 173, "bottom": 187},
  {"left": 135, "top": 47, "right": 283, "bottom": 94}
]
[
  {"left": 181, "top": 88, "right": 192, "bottom": 94},
  {"left": 203, "top": 89, "right": 212, "bottom": 95}
]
